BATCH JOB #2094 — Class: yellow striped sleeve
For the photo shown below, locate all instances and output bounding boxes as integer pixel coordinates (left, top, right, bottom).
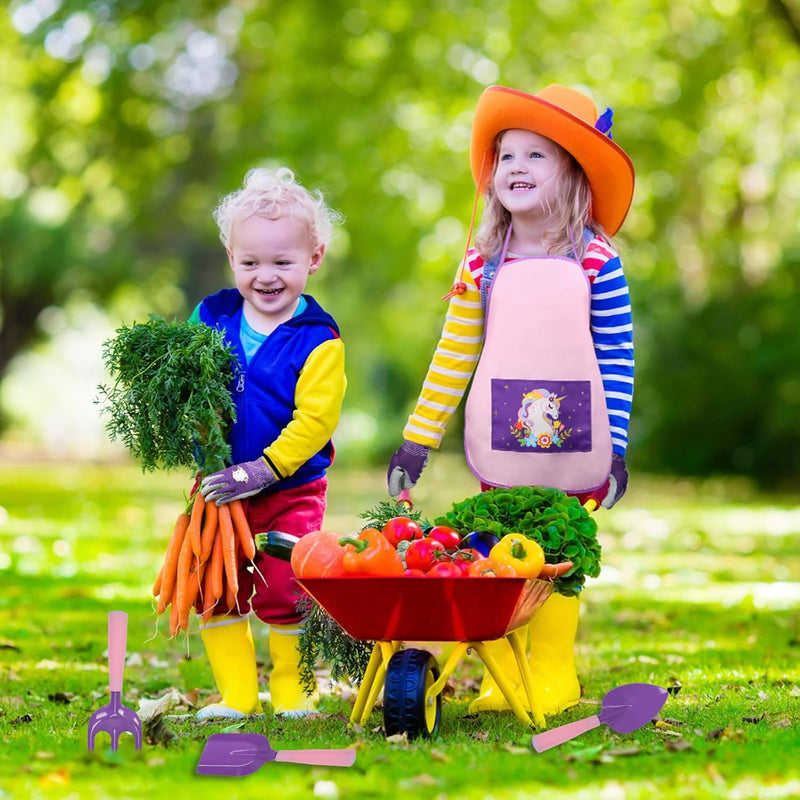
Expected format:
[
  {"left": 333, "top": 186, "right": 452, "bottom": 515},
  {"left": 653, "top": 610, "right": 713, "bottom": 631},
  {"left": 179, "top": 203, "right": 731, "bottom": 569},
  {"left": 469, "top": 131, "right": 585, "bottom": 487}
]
[
  {"left": 403, "top": 266, "right": 484, "bottom": 448},
  {"left": 264, "top": 337, "right": 346, "bottom": 477}
]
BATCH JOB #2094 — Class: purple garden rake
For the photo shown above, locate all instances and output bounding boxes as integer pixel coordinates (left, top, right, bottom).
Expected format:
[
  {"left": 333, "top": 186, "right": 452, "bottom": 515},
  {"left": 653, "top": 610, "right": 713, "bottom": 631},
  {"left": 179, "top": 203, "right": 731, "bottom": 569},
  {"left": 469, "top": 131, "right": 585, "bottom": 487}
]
[{"left": 87, "top": 611, "right": 142, "bottom": 751}]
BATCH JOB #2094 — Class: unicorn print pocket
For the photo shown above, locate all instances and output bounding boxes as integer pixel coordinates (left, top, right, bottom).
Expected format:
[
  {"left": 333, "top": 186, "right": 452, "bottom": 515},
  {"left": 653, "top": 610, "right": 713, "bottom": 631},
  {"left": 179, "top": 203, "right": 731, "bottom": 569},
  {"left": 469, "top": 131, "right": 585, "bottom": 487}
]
[{"left": 492, "top": 380, "right": 591, "bottom": 453}]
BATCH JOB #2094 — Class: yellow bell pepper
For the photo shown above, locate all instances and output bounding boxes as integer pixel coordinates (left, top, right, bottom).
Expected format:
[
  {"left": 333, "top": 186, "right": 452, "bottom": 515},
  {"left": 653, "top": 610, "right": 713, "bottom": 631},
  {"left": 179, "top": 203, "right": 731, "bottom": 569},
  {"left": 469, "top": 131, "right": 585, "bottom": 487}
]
[{"left": 489, "top": 534, "right": 545, "bottom": 578}]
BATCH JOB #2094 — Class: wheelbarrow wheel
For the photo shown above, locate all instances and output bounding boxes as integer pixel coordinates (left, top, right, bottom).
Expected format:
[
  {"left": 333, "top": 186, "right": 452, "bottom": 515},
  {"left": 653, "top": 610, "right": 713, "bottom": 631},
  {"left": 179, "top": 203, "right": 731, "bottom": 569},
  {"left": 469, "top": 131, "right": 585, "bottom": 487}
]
[{"left": 383, "top": 648, "right": 441, "bottom": 740}]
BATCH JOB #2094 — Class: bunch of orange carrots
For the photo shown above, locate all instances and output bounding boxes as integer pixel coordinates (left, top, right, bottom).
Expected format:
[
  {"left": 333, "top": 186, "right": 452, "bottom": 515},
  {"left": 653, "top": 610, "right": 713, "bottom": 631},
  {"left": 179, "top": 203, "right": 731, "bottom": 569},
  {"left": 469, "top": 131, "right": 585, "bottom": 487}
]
[{"left": 152, "top": 491, "right": 256, "bottom": 635}]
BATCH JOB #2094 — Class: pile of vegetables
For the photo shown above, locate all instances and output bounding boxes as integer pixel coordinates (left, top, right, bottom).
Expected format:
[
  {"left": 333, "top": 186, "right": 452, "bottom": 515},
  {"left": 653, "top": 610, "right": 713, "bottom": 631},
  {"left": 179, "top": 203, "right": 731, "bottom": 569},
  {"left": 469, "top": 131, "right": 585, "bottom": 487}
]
[
  {"left": 261, "top": 488, "right": 596, "bottom": 588},
  {"left": 273, "top": 520, "right": 574, "bottom": 581},
  {"left": 97, "top": 316, "right": 259, "bottom": 635}
]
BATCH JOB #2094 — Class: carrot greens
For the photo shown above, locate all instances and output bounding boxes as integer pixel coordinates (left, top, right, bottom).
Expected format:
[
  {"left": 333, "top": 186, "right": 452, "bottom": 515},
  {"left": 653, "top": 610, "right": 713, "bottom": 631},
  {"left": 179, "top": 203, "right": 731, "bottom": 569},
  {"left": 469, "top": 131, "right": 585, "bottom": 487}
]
[{"left": 96, "top": 315, "right": 237, "bottom": 473}]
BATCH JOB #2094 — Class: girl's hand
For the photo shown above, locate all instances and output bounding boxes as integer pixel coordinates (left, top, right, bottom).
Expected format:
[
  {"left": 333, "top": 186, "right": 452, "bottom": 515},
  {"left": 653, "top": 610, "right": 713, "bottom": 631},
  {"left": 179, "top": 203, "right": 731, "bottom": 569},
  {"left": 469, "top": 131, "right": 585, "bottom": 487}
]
[
  {"left": 387, "top": 441, "right": 430, "bottom": 497},
  {"left": 601, "top": 453, "right": 629, "bottom": 509},
  {"left": 200, "top": 457, "right": 277, "bottom": 505}
]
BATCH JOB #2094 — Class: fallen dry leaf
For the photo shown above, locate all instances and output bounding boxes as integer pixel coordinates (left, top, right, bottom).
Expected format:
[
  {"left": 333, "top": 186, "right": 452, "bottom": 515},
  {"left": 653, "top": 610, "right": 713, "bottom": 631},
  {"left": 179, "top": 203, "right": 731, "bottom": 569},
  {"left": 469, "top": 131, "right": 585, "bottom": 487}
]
[
  {"left": 502, "top": 744, "right": 529, "bottom": 755},
  {"left": 399, "top": 774, "right": 442, "bottom": 788},
  {"left": 47, "top": 692, "right": 74, "bottom": 705},
  {"left": 38, "top": 769, "right": 70, "bottom": 787},
  {"left": 665, "top": 739, "right": 692, "bottom": 752},
  {"left": 605, "top": 746, "right": 643, "bottom": 757},
  {"left": 666, "top": 678, "right": 682, "bottom": 696},
  {"left": 138, "top": 688, "right": 195, "bottom": 722},
  {"left": 144, "top": 714, "right": 178, "bottom": 747}
]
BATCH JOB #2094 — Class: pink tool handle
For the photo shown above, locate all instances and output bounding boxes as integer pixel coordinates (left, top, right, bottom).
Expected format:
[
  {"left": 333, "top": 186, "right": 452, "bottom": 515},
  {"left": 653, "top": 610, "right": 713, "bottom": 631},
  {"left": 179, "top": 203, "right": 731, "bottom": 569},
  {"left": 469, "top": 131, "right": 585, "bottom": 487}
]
[
  {"left": 532, "top": 714, "right": 601, "bottom": 753},
  {"left": 274, "top": 749, "right": 356, "bottom": 767},
  {"left": 398, "top": 489, "right": 413, "bottom": 509},
  {"left": 107, "top": 611, "right": 128, "bottom": 693}
]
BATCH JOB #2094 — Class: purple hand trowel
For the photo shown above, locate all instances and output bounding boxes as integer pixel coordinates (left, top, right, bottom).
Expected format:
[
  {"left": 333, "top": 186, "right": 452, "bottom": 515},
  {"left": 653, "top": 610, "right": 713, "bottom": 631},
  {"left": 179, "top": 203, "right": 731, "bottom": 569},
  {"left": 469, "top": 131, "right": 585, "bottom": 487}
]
[
  {"left": 532, "top": 683, "right": 668, "bottom": 753},
  {"left": 196, "top": 733, "right": 357, "bottom": 776}
]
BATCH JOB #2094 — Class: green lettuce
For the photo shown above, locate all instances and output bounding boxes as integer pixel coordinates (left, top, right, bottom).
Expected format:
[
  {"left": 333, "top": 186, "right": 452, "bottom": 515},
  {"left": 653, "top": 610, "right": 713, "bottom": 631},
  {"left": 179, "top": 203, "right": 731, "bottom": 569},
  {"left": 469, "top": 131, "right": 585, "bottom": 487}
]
[{"left": 435, "top": 486, "right": 602, "bottom": 596}]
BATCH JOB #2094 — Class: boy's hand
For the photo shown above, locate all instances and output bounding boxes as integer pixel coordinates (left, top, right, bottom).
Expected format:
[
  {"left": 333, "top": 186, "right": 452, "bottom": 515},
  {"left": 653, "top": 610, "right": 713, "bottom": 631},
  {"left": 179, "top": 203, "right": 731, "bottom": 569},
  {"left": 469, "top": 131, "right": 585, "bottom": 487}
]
[
  {"left": 200, "top": 457, "right": 277, "bottom": 505},
  {"left": 387, "top": 441, "right": 430, "bottom": 497},
  {"left": 601, "top": 453, "right": 629, "bottom": 509}
]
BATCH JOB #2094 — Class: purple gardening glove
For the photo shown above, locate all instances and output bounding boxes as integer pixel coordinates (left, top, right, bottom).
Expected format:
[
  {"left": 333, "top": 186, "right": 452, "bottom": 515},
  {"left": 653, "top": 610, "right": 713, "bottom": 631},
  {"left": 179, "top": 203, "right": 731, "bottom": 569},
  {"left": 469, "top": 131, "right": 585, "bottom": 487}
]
[
  {"left": 601, "top": 453, "right": 629, "bottom": 509},
  {"left": 387, "top": 441, "right": 430, "bottom": 497},
  {"left": 200, "top": 457, "right": 277, "bottom": 505}
]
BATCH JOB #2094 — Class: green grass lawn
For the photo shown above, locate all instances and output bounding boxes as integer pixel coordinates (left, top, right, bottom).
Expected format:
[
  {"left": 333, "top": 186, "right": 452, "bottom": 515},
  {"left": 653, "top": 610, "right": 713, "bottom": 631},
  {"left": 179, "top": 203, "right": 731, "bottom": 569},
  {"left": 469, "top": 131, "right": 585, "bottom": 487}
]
[{"left": 1, "top": 455, "right": 799, "bottom": 799}]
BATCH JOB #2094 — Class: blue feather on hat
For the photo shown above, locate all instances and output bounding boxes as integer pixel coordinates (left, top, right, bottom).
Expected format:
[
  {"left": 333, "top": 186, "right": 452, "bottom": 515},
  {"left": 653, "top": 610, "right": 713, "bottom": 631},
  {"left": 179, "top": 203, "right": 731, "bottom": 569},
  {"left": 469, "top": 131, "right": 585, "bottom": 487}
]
[{"left": 595, "top": 107, "right": 614, "bottom": 139}]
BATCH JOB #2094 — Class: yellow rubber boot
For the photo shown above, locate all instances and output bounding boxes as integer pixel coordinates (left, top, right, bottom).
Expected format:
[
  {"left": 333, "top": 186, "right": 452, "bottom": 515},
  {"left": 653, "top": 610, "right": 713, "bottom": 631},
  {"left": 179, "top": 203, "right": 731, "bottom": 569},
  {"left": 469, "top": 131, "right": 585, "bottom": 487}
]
[
  {"left": 527, "top": 593, "right": 581, "bottom": 715},
  {"left": 196, "top": 615, "right": 263, "bottom": 720},
  {"left": 468, "top": 636, "right": 525, "bottom": 713},
  {"left": 269, "top": 623, "right": 318, "bottom": 717}
]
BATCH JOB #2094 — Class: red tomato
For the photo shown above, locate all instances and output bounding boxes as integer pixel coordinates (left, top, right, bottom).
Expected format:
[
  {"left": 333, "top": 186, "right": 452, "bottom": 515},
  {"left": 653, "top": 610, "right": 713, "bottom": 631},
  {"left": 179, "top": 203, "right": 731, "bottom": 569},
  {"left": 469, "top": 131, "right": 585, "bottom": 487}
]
[
  {"left": 381, "top": 516, "right": 424, "bottom": 547},
  {"left": 427, "top": 561, "right": 464, "bottom": 578},
  {"left": 403, "top": 568, "right": 427, "bottom": 578},
  {"left": 452, "top": 548, "right": 482, "bottom": 575},
  {"left": 405, "top": 538, "right": 446, "bottom": 572},
  {"left": 426, "top": 525, "right": 462, "bottom": 551}
]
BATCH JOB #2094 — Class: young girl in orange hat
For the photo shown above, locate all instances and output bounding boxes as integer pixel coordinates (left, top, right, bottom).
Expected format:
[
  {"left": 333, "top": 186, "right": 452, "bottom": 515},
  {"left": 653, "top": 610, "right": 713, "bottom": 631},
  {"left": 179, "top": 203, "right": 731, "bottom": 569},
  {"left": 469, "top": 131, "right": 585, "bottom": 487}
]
[{"left": 387, "top": 84, "right": 636, "bottom": 717}]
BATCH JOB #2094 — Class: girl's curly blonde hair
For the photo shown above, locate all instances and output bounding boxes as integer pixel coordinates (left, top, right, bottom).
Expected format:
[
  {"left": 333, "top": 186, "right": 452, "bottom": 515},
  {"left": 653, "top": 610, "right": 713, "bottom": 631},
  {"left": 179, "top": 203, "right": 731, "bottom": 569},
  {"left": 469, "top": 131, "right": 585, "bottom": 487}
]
[
  {"left": 213, "top": 167, "right": 342, "bottom": 250},
  {"left": 473, "top": 132, "right": 609, "bottom": 262}
]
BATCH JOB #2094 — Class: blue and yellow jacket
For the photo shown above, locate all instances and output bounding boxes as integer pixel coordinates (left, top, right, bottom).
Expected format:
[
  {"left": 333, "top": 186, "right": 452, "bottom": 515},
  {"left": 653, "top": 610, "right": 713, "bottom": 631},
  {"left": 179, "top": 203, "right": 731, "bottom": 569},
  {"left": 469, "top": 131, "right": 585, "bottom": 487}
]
[{"left": 192, "top": 288, "right": 346, "bottom": 490}]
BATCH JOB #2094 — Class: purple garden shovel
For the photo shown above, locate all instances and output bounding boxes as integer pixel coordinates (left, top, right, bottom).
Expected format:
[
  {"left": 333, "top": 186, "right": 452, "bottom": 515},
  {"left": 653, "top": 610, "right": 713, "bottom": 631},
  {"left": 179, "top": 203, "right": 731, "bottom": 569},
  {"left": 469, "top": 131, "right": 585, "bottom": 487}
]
[
  {"left": 197, "top": 733, "right": 357, "bottom": 776},
  {"left": 532, "top": 683, "right": 668, "bottom": 753},
  {"left": 87, "top": 611, "right": 142, "bottom": 751}
]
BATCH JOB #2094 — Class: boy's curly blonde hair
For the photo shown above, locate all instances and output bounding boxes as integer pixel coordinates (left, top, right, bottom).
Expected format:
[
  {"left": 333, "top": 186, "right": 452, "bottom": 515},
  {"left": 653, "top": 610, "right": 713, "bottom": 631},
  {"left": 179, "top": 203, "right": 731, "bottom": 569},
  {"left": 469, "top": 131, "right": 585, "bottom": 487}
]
[{"left": 213, "top": 167, "right": 342, "bottom": 250}]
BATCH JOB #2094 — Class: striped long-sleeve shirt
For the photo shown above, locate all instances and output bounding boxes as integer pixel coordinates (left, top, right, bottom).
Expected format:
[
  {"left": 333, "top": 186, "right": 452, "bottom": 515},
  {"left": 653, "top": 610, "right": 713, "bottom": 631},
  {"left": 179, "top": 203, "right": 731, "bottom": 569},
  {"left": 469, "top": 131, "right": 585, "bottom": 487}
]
[{"left": 403, "top": 236, "right": 635, "bottom": 456}]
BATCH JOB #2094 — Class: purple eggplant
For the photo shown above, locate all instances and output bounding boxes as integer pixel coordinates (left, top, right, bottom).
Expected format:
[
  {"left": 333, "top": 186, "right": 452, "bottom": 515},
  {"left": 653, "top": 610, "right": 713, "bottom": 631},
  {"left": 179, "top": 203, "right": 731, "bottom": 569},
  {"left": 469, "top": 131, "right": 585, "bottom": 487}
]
[{"left": 460, "top": 530, "right": 500, "bottom": 558}]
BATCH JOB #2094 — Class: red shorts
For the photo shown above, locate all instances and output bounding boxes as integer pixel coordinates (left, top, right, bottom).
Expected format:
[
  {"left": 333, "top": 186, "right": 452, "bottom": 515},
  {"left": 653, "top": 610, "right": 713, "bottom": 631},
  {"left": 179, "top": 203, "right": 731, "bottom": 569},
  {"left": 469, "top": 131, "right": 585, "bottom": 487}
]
[{"left": 235, "top": 476, "right": 328, "bottom": 626}]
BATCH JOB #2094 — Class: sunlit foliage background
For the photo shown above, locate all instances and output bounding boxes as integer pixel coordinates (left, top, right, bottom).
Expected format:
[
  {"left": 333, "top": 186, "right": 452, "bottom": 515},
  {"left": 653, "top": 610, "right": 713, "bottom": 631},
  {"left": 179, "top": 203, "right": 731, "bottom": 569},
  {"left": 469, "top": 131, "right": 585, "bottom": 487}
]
[{"left": 0, "top": 0, "right": 798, "bottom": 485}]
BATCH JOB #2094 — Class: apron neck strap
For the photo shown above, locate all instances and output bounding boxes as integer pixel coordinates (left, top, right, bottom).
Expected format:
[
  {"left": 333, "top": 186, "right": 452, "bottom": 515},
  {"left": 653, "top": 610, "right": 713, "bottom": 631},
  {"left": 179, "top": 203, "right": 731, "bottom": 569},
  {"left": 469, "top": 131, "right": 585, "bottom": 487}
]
[{"left": 497, "top": 222, "right": 513, "bottom": 266}]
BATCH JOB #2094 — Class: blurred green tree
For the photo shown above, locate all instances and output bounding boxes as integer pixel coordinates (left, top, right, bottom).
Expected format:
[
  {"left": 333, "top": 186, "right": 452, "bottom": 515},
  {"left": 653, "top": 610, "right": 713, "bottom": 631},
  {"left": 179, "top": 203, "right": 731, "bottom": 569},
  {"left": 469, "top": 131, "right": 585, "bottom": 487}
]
[{"left": 1, "top": 0, "right": 798, "bottom": 482}]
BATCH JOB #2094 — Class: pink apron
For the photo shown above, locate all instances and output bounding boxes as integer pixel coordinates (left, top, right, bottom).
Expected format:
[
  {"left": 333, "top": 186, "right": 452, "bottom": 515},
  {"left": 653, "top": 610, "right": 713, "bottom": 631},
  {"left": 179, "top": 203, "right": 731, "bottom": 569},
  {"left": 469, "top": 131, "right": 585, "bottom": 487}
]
[{"left": 464, "top": 256, "right": 612, "bottom": 492}]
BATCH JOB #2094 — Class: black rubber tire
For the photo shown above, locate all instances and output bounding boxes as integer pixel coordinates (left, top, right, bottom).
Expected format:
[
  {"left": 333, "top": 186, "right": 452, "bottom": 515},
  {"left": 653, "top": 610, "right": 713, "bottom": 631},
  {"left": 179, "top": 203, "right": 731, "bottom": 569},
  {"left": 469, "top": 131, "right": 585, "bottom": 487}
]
[{"left": 383, "top": 648, "right": 442, "bottom": 739}]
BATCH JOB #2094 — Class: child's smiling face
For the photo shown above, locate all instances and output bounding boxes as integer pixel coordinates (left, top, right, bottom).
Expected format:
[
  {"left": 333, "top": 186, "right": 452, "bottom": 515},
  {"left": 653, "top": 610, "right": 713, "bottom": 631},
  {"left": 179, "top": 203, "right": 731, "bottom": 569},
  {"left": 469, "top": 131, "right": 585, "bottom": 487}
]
[
  {"left": 492, "top": 129, "right": 567, "bottom": 220},
  {"left": 227, "top": 214, "right": 324, "bottom": 333}
]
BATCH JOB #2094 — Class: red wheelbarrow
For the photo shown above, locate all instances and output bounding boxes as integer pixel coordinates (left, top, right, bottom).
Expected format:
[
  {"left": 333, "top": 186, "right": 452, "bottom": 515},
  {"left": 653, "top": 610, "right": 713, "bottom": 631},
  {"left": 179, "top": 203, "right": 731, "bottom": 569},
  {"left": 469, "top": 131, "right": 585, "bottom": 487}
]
[{"left": 297, "top": 575, "right": 555, "bottom": 739}]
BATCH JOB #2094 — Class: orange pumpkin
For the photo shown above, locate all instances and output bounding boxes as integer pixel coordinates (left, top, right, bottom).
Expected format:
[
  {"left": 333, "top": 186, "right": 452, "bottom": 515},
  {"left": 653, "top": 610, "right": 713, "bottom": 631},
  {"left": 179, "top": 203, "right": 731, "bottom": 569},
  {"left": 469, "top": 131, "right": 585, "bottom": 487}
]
[{"left": 290, "top": 530, "right": 348, "bottom": 578}]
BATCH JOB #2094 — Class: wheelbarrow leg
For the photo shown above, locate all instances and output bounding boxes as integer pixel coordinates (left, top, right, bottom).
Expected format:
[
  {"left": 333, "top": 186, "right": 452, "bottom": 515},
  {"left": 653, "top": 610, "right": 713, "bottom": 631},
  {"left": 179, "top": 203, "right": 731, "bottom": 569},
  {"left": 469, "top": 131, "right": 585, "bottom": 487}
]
[
  {"left": 349, "top": 641, "right": 402, "bottom": 726},
  {"left": 473, "top": 638, "right": 535, "bottom": 728},
  {"left": 507, "top": 628, "right": 546, "bottom": 729},
  {"left": 423, "top": 642, "right": 470, "bottom": 700}
]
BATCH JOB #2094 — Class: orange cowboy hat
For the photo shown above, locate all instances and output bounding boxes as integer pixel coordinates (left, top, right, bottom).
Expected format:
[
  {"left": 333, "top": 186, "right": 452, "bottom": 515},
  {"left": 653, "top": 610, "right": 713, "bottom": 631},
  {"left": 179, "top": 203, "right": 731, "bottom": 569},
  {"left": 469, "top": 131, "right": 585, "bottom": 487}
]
[{"left": 470, "top": 84, "right": 635, "bottom": 235}]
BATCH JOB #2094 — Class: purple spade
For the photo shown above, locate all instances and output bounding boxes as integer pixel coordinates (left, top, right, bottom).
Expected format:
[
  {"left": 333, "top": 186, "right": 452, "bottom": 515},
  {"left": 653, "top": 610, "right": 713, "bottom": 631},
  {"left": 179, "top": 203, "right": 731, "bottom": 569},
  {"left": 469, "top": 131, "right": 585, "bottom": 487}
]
[
  {"left": 532, "top": 683, "right": 668, "bottom": 753},
  {"left": 196, "top": 733, "right": 356, "bottom": 776}
]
